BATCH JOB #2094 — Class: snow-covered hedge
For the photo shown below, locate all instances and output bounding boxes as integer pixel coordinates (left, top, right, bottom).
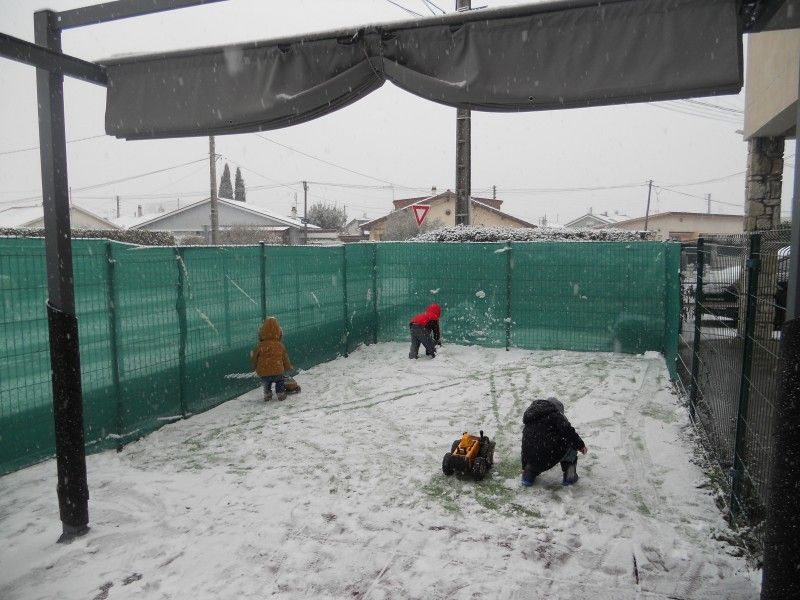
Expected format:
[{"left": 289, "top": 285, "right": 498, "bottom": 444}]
[
  {"left": 413, "top": 225, "right": 655, "bottom": 243},
  {"left": 0, "top": 227, "right": 176, "bottom": 246}
]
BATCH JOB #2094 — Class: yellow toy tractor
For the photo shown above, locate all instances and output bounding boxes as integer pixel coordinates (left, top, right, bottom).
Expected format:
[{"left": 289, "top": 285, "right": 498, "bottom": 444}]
[{"left": 442, "top": 430, "right": 495, "bottom": 480}]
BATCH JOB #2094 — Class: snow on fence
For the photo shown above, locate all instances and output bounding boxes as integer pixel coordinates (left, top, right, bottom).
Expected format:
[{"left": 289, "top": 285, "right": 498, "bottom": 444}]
[{"left": 0, "top": 237, "right": 680, "bottom": 475}]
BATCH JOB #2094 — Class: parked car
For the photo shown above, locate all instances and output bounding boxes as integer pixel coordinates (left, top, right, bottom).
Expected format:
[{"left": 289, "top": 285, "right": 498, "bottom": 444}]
[{"left": 700, "top": 246, "right": 789, "bottom": 329}]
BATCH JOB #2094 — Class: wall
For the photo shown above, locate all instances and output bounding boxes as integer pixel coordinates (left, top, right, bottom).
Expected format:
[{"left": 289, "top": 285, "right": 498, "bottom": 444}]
[
  {"left": 610, "top": 214, "right": 743, "bottom": 240},
  {"left": 744, "top": 29, "right": 800, "bottom": 139}
]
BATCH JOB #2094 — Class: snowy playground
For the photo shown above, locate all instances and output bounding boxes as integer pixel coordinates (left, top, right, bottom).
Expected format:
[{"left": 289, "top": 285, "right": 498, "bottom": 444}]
[{"left": 0, "top": 343, "right": 759, "bottom": 599}]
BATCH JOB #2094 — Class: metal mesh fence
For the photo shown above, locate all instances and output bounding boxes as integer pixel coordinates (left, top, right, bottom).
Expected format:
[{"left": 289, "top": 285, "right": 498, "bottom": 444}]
[
  {"left": 1, "top": 238, "right": 680, "bottom": 475},
  {"left": 677, "top": 230, "right": 791, "bottom": 544}
]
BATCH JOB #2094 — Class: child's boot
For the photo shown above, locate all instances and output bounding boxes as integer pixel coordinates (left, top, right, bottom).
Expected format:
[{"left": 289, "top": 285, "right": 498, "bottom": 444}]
[
  {"left": 561, "top": 460, "right": 579, "bottom": 485},
  {"left": 264, "top": 390, "right": 272, "bottom": 402},
  {"left": 521, "top": 465, "right": 536, "bottom": 487},
  {"left": 277, "top": 391, "right": 288, "bottom": 401}
]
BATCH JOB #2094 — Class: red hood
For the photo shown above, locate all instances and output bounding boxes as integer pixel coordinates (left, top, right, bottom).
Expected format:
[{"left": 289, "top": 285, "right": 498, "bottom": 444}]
[{"left": 427, "top": 304, "right": 441, "bottom": 319}]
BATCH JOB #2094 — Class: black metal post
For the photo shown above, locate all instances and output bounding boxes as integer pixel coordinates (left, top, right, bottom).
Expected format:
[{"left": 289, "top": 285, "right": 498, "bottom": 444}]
[
  {"left": 35, "top": 9, "right": 89, "bottom": 543},
  {"left": 505, "top": 241, "right": 512, "bottom": 350},
  {"left": 731, "top": 233, "right": 760, "bottom": 517},
  {"left": 222, "top": 252, "right": 231, "bottom": 348},
  {"left": 105, "top": 242, "right": 124, "bottom": 451},
  {"left": 175, "top": 247, "right": 188, "bottom": 418},
  {"left": 760, "top": 53, "right": 800, "bottom": 600},
  {"left": 371, "top": 243, "right": 378, "bottom": 344},
  {"left": 342, "top": 245, "right": 349, "bottom": 357},
  {"left": 260, "top": 242, "right": 267, "bottom": 321},
  {"left": 688, "top": 237, "right": 704, "bottom": 423}
]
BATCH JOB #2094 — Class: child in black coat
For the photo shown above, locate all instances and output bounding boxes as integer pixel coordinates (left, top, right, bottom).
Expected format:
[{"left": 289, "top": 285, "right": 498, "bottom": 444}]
[{"left": 520, "top": 397, "right": 587, "bottom": 486}]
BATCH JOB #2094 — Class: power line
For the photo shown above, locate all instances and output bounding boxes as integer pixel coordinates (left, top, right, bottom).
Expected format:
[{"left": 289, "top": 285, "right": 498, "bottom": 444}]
[
  {"left": 0, "top": 157, "right": 209, "bottom": 206},
  {"left": 494, "top": 182, "right": 647, "bottom": 194},
  {"left": 680, "top": 98, "right": 743, "bottom": 114},
  {"left": 0, "top": 133, "right": 107, "bottom": 156},
  {"left": 423, "top": 0, "right": 447, "bottom": 14},
  {"left": 253, "top": 133, "right": 407, "bottom": 187},
  {"left": 653, "top": 184, "right": 742, "bottom": 208},
  {"left": 384, "top": 0, "right": 424, "bottom": 17},
  {"left": 420, "top": 0, "right": 436, "bottom": 15},
  {"left": 647, "top": 102, "right": 742, "bottom": 125}
]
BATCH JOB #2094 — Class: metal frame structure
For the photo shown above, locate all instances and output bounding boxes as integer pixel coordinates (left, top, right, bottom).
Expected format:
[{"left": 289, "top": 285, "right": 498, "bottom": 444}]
[
  {"left": 0, "top": 2, "right": 797, "bottom": 595},
  {"left": 1, "top": 0, "right": 232, "bottom": 544}
]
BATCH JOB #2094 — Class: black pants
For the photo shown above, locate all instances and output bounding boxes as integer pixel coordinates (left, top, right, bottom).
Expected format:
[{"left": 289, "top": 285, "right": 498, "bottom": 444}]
[{"left": 409, "top": 324, "right": 435, "bottom": 358}]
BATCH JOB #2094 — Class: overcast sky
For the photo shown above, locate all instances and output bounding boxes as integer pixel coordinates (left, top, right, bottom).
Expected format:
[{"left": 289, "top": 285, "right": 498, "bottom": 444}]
[{"left": 0, "top": 0, "right": 794, "bottom": 226}]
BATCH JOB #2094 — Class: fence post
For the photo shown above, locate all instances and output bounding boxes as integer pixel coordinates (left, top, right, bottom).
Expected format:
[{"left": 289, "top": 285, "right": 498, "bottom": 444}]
[
  {"left": 505, "top": 241, "right": 512, "bottom": 350},
  {"left": 222, "top": 251, "right": 232, "bottom": 348},
  {"left": 175, "top": 247, "right": 188, "bottom": 419},
  {"left": 372, "top": 242, "right": 378, "bottom": 344},
  {"left": 731, "top": 233, "right": 761, "bottom": 517},
  {"left": 689, "top": 237, "right": 704, "bottom": 423},
  {"left": 105, "top": 242, "right": 124, "bottom": 450},
  {"left": 260, "top": 242, "right": 267, "bottom": 321},
  {"left": 342, "top": 245, "right": 349, "bottom": 357}
]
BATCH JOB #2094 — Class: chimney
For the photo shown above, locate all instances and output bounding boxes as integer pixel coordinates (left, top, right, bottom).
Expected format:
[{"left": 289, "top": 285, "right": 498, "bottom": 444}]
[
  {"left": 589, "top": 207, "right": 593, "bottom": 215},
  {"left": 431, "top": 186, "right": 437, "bottom": 196},
  {"left": 137, "top": 205, "right": 143, "bottom": 217},
  {"left": 291, "top": 206, "right": 297, "bottom": 219}
]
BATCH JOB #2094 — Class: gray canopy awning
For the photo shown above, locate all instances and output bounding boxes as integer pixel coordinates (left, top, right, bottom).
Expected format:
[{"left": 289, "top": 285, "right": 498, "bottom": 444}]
[{"left": 102, "top": 0, "right": 742, "bottom": 140}]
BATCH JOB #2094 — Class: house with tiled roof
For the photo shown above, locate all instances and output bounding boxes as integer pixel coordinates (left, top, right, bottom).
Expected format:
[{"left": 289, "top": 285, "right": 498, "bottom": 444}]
[
  {"left": 0, "top": 204, "right": 119, "bottom": 230},
  {"left": 362, "top": 190, "right": 535, "bottom": 241},
  {"left": 119, "top": 196, "right": 320, "bottom": 244}
]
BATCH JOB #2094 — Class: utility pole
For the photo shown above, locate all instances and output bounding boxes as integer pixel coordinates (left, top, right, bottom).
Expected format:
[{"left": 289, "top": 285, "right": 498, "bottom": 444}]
[
  {"left": 209, "top": 135, "right": 219, "bottom": 244},
  {"left": 454, "top": 0, "right": 471, "bottom": 225},
  {"left": 492, "top": 185, "right": 496, "bottom": 200},
  {"left": 644, "top": 179, "right": 653, "bottom": 230},
  {"left": 706, "top": 193, "right": 711, "bottom": 214},
  {"left": 115, "top": 195, "right": 120, "bottom": 219},
  {"left": 303, "top": 180, "right": 308, "bottom": 245}
]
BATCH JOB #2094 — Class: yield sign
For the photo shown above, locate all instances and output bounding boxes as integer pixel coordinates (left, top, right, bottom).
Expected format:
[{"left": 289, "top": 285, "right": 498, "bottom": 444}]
[{"left": 412, "top": 204, "right": 430, "bottom": 226}]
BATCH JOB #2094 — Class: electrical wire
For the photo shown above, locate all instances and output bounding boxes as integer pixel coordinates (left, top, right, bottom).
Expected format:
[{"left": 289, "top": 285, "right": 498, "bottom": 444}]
[
  {"left": 652, "top": 184, "right": 742, "bottom": 208},
  {"left": 647, "top": 102, "right": 742, "bottom": 125},
  {"left": 0, "top": 133, "right": 107, "bottom": 156},
  {"left": 253, "top": 133, "right": 409, "bottom": 188},
  {"left": 384, "top": 0, "right": 424, "bottom": 17},
  {"left": 0, "top": 157, "right": 209, "bottom": 207},
  {"left": 423, "top": 0, "right": 447, "bottom": 14},
  {"left": 420, "top": 0, "right": 437, "bottom": 15}
]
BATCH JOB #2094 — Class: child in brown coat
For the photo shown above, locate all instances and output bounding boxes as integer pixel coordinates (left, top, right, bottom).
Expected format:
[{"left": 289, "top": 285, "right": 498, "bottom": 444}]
[{"left": 251, "top": 316, "right": 293, "bottom": 401}]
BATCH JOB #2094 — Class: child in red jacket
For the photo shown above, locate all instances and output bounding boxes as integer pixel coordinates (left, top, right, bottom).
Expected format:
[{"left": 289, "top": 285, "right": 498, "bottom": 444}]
[{"left": 409, "top": 303, "right": 441, "bottom": 359}]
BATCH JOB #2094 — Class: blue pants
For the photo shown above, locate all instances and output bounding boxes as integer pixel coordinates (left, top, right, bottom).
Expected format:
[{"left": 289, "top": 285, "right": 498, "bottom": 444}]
[{"left": 261, "top": 375, "right": 286, "bottom": 394}]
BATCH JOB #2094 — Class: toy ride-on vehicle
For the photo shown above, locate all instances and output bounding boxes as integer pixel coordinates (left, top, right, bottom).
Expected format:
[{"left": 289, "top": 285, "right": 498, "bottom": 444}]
[{"left": 442, "top": 430, "right": 496, "bottom": 480}]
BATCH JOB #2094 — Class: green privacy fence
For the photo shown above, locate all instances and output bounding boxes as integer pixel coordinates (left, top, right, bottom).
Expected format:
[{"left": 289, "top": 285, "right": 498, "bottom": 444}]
[{"left": 0, "top": 238, "right": 680, "bottom": 475}]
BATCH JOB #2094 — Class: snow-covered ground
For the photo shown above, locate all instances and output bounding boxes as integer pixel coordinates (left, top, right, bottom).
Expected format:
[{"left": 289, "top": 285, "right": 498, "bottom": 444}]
[{"left": 0, "top": 344, "right": 759, "bottom": 599}]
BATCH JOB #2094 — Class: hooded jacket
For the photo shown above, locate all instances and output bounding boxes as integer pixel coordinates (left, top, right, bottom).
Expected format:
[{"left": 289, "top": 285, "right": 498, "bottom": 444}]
[
  {"left": 251, "top": 317, "right": 293, "bottom": 377},
  {"left": 409, "top": 303, "right": 441, "bottom": 341},
  {"left": 520, "top": 398, "right": 585, "bottom": 475}
]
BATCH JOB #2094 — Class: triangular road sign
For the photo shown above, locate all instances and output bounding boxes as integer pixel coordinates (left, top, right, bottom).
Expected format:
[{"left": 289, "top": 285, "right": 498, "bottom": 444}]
[{"left": 412, "top": 204, "right": 431, "bottom": 226}]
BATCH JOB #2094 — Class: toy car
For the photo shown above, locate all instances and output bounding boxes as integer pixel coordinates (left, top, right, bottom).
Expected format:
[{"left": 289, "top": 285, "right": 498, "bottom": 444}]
[
  {"left": 285, "top": 376, "right": 301, "bottom": 394},
  {"left": 442, "top": 430, "right": 495, "bottom": 480}
]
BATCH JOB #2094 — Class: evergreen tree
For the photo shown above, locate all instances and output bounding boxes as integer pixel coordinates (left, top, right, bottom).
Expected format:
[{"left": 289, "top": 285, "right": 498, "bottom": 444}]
[
  {"left": 307, "top": 202, "right": 347, "bottom": 229},
  {"left": 218, "top": 163, "right": 233, "bottom": 199},
  {"left": 234, "top": 167, "right": 246, "bottom": 203}
]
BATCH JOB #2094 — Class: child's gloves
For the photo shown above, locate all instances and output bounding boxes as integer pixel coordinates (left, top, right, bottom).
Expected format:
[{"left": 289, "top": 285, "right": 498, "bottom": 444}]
[{"left": 580, "top": 446, "right": 588, "bottom": 455}]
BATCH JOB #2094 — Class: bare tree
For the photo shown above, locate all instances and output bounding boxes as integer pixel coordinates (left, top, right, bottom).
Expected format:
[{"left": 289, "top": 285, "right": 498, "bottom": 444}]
[
  {"left": 382, "top": 209, "right": 443, "bottom": 241},
  {"left": 307, "top": 202, "right": 347, "bottom": 229}
]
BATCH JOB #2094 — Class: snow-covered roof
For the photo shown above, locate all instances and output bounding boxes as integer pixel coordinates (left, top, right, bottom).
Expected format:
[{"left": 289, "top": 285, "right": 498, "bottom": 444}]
[
  {"left": 0, "top": 205, "right": 44, "bottom": 228},
  {"left": 564, "top": 212, "right": 625, "bottom": 228},
  {"left": 0, "top": 204, "right": 120, "bottom": 229},
  {"left": 124, "top": 197, "right": 319, "bottom": 230}
]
